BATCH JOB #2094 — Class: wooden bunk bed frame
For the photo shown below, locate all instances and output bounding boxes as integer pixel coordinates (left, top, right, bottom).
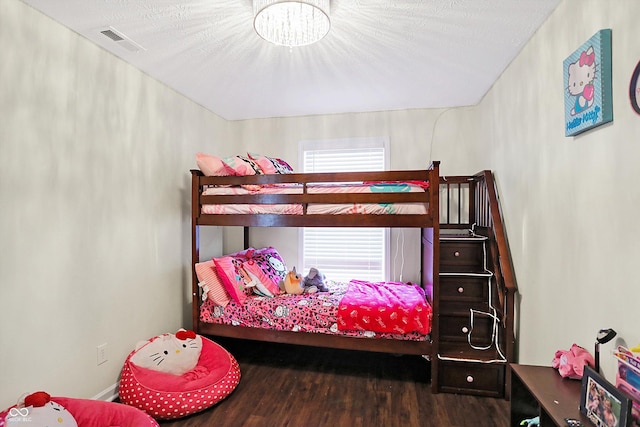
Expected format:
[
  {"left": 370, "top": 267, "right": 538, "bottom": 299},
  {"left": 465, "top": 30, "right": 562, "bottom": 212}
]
[
  {"left": 189, "top": 162, "right": 517, "bottom": 396},
  {"left": 190, "top": 161, "right": 441, "bottom": 358}
]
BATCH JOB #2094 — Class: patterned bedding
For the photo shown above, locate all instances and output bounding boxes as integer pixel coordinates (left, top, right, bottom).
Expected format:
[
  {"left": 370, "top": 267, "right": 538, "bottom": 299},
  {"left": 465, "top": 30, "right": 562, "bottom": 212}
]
[
  {"left": 201, "top": 182, "right": 429, "bottom": 215},
  {"left": 199, "top": 280, "right": 432, "bottom": 342}
]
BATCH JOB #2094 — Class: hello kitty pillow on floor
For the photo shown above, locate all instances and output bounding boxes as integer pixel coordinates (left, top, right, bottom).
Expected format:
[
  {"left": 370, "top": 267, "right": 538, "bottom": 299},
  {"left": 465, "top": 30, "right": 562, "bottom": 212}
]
[
  {"left": 119, "top": 330, "right": 241, "bottom": 420},
  {"left": 0, "top": 391, "right": 158, "bottom": 427},
  {"left": 0, "top": 391, "right": 77, "bottom": 427}
]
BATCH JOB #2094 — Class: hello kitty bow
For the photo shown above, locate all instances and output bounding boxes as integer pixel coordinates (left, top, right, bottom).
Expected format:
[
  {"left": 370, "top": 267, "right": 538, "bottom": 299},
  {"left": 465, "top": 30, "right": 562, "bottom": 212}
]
[
  {"left": 579, "top": 50, "right": 595, "bottom": 66},
  {"left": 175, "top": 329, "right": 196, "bottom": 340}
]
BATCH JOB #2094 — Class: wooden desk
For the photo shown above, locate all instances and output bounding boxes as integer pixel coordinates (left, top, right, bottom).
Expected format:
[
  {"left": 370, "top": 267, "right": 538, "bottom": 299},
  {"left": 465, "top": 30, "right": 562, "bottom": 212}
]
[{"left": 510, "top": 364, "right": 591, "bottom": 427}]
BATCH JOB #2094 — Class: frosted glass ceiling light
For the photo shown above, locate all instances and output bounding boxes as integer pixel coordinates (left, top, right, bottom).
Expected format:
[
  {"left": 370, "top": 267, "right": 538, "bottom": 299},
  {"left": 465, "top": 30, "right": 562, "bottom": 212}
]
[{"left": 253, "top": 0, "right": 331, "bottom": 47}]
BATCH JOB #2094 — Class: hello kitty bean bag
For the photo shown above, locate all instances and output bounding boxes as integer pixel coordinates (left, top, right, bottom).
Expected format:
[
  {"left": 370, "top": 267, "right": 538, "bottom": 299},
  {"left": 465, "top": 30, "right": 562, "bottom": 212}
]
[{"left": 118, "top": 330, "right": 240, "bottom": 420}]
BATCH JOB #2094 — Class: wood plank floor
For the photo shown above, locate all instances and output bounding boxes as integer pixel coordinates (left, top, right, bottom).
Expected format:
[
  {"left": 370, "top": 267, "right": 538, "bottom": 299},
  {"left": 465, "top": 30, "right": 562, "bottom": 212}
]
[{"left": 158, "top": 338, "right": 509, "bottom": 427}]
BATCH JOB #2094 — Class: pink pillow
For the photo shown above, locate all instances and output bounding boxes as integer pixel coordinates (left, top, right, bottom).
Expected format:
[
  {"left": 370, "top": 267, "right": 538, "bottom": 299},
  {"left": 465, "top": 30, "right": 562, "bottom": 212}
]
[
  {"left": 241, "top": 247, "right": 288, "bottom": 289},
  {"left": 195, "top": 261, "right": 231, "bottom": 307},
  {"left": 222, "top": 155, "right": 262, "bottom": 176},
  {"left": 213, "top": 256, "right": 247, "bottom": 304},
  {"left": 247, "top": 152, "right": 294, "bottom": 174},
  {"left": 57, "top": 398, "right": 159, "bottom": 426},
  {"left": 0, "top": 397, "right": 159, "bottom": 427},
  {"left": 196, "top": 153, "right": 236, "bottom": 176},
  {"left": 241, "top": 260, "right": 281, "bottom": 296},
  {"left": 247, "top": 152, "right": 278, "bottom": 174}
]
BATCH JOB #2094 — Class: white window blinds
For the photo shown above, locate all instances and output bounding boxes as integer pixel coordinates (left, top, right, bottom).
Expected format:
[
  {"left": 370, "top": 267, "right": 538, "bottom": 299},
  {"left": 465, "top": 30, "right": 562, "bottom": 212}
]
[{"left": 299, "top": 138, "right": 389, "bottom": 283}]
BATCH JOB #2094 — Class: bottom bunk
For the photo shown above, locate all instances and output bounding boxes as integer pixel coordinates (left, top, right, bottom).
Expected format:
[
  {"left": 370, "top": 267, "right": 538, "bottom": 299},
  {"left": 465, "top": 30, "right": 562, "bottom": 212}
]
[
  {"left": 197, "top": 280, "right": 433, "bottom": 356},
  {"left": 192, "top": 246, "right": 433, "bottom": 358}
]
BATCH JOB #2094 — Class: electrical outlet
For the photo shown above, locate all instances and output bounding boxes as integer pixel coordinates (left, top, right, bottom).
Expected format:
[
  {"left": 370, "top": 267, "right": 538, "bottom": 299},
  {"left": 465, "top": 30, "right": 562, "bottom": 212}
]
[{"left": 97, "top": 343, "right": 108, "bottom": 365}]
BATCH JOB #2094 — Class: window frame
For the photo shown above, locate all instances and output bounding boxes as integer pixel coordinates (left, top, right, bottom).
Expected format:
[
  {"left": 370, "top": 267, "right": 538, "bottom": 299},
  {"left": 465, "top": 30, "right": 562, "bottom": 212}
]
[{"left": 297, "top": 137, "right": 390, "bottom": 282}]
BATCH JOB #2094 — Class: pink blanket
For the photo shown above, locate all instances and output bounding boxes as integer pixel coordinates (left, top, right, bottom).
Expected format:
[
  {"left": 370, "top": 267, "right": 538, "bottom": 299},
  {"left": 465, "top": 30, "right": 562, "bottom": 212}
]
[{"left": 337, "top": 280, "right": 431, "bottom": 335}]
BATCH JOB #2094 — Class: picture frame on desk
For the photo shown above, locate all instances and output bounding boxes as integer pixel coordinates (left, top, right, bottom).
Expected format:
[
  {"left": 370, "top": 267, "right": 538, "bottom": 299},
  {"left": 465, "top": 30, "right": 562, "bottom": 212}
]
[{"left": 580, "top": 365, "right": 632, "bottom": 427}]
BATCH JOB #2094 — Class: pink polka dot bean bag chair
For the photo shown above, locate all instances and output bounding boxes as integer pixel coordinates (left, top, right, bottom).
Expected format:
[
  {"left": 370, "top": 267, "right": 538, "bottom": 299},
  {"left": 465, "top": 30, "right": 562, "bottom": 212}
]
[
  {"left": 118, "top": 329, "right": 240, "bottom": 420},
  {"left": 0, "top": 390, "right": 158, "bottom": 427}
]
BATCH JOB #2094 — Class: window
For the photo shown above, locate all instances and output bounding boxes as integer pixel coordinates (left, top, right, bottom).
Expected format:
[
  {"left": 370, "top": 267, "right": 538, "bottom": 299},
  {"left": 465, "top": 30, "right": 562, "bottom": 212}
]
[{"left": 298, "top": 137, "right": 389, "bottom": 282}]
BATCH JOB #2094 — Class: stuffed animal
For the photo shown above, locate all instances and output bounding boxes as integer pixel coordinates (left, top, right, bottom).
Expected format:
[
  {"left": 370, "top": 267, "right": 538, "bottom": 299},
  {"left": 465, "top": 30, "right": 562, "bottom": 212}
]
[
  {"left": 303, "top": 267, "right": 329, "bottom": 293},
  {"left": 279, "top": 267, "right": 304, "bottom": 295},
  {"left": 4, "top": 391, "right": 77, "bottom": 427},
  {"left": 130, "top": 329, "right": 203, "bottom": 376},
  {"left": 552, "top": 343, "right": 595, "bottom": 379}
]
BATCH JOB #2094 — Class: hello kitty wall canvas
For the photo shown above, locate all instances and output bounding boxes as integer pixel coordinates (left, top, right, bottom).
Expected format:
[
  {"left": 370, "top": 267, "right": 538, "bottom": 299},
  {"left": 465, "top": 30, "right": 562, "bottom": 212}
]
[{"left": 563, "top": 29, "right": 613, "bottom": 136}]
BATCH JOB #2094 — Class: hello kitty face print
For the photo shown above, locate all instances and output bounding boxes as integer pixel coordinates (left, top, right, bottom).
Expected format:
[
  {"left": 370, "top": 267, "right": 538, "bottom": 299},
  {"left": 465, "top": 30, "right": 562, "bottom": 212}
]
[
  {"left": 130, "top": 329, "right": 202, "bottom": 376},
  {"left": 567, "top": 46, "right": 596, "bottom": 116},
  {"left": 268, "top": 256, "right": 286, "bottom": 277},
  {"left": 274, "top": 305, "right": 290, "bottom": 317}
]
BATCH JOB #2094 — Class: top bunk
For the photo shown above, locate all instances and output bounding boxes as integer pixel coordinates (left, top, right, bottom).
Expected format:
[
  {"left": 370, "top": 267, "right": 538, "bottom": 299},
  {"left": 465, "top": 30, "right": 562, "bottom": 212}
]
[{"left": 190, "top": 160, "right": 440, "bottom": 228}]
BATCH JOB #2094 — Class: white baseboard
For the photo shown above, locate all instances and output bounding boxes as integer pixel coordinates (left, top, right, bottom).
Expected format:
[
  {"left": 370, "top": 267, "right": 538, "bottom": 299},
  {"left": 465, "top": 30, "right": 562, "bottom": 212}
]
[{"left": 91, "top": 382, "right": 119, "bottom": 401}]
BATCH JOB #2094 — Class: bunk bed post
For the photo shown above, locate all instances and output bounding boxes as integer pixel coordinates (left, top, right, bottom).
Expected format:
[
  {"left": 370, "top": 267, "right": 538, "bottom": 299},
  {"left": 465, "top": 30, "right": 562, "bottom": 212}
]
[
  {"left": 191, "top": 170, "right": 202, "bottom": 334},
  {"left": 428, "top": 161, "right": 441, "bottom": 393}
]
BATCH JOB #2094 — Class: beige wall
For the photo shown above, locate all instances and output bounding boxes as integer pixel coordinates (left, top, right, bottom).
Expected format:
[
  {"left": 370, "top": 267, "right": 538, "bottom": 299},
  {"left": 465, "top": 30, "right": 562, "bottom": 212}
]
[
  {"left": 431, "top": 0, "right": 640, "bottom": 380},
  {"left": 2, "top": 0, "right": 638, "bottom": 410},
  {"left": 0, "top": 0, "right": 229, "bottom": 407}
]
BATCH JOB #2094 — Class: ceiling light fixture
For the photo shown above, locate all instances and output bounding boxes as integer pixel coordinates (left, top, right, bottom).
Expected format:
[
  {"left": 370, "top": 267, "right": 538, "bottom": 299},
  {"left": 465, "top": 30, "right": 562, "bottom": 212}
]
[{"left": 253, "top": 0, "right": 331, "bottom": 48}]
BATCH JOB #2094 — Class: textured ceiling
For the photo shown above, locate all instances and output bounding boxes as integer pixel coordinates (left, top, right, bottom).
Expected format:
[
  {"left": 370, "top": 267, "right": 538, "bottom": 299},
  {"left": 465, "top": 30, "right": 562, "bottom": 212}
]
[{"left": 21, "top": 0, "right": 560, "bottom": 121}]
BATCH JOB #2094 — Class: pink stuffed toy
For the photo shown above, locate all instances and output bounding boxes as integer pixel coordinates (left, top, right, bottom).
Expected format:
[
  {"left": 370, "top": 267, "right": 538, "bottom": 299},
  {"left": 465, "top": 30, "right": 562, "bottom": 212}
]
[{"left": 552, "top": 343, "right": 595, "bottom": 379}]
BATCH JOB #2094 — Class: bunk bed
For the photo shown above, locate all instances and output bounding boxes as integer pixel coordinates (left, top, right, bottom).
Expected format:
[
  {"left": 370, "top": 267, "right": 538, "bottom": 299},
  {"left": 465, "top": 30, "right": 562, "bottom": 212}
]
[{"left": 190, "top": 160, "right": 441, "bottom": 358}]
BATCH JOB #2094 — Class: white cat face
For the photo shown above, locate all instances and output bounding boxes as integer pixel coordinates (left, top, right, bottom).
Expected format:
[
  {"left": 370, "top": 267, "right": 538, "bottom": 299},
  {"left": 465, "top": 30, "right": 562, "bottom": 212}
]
[
  {"left": 268, "top": 256, "right": 285, "bottom": 273},
  {"left": 130, "top": 330, "right": 202, "bottom": 376},
  {"left": 7, "top": 401, "right": 77, "bottom": 427},
  {"left": 567, "top": 48, "right": 597, "bottom": 96}
]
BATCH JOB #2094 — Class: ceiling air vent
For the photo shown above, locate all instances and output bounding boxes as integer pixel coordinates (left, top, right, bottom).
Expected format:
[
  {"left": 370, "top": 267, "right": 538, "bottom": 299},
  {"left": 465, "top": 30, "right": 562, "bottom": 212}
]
[
  {"left": 99, "top": 27, "right": 145, "bottom": 53},
  {"left": 101, "top": 29, "right": 124, "bottom": 42}
]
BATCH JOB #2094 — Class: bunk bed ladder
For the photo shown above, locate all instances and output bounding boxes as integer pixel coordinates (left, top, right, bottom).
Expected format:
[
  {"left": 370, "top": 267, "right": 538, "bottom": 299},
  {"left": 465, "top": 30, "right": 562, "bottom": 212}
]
[{"left": 432, "top": 171, "right": 518, "bottom": 398}]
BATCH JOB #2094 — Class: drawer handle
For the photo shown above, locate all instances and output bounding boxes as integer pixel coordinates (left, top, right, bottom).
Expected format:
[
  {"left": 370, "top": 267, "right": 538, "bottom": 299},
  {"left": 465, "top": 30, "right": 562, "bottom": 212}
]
[
  {"left": 461, "top": 326, "right": 469, "bottom": 334},
  {"left": 457, "top": 286, "right": 464, "bottom": 294},
  {"left": 466, "top": 375, "right": 474, "bottom": 383},
  {"left": 454, "top": 251, "right": 460, "bottom": 257}
]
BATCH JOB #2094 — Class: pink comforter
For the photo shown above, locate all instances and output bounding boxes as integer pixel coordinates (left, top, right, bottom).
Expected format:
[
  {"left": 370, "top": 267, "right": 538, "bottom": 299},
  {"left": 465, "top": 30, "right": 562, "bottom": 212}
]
[{"left": 337, "top": 280, "right": 431, "bottom": 335}]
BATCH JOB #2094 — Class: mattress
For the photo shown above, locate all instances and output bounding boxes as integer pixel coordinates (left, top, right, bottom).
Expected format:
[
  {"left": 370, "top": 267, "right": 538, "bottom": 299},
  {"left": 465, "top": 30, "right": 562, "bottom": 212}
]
[
  {"left": 201, "top": 182, "right": 429, "bottom": 215},
  {"left": 199, "top": 280, "right": 432, "bottom": 342}
]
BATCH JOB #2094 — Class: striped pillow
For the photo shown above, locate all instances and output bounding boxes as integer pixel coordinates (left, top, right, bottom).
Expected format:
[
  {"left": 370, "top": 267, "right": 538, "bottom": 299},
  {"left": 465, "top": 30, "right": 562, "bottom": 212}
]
[
  {"left": 195, "top": 261, "right": 231, "bottom": 307},
  {"left": 213, "top": 256, "right": 248, "bottom": 305}
]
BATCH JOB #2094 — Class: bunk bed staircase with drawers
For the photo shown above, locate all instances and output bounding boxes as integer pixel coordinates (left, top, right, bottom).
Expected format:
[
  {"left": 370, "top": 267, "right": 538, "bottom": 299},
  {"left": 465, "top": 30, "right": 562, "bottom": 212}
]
[{"left": 430, "top": 171, "right": 518, "bottom": 398}]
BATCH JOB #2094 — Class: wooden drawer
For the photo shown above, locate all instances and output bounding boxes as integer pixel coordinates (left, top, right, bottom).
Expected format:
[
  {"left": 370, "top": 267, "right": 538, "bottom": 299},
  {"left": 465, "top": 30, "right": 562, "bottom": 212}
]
[
  {"left": 440, "top": 276, "right": 490, "bottom": 312},
  {"left": 440, "top": 241, "right": 485, "bottom": 273},
  {"left": 439, "top": 313, "right": 493, "bottom": 346},
  {"left": 438, "top": 360, "right": 505, "bottom": 397}
]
